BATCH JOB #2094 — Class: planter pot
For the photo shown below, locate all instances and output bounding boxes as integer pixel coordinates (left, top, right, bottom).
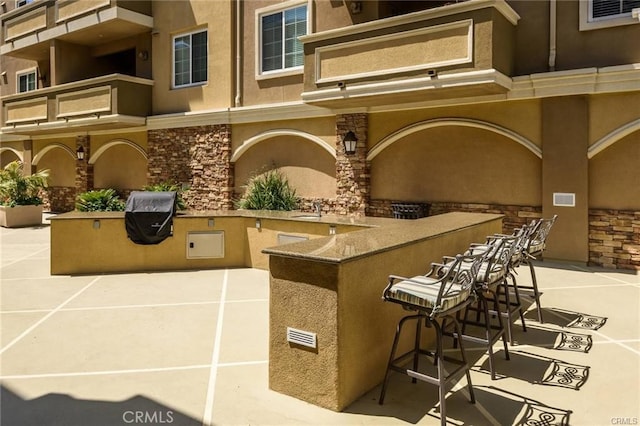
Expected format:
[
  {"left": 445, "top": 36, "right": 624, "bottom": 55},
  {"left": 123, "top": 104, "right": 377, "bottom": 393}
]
[{"left": 0, "top": 205, "right": 43, "bottom": 228}]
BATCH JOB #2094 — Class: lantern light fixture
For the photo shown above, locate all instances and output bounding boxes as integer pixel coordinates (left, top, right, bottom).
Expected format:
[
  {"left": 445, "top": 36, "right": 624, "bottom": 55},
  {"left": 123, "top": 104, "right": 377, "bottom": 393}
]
[{"left": 342, "top": 130, "right": 357, "bottom": 155}]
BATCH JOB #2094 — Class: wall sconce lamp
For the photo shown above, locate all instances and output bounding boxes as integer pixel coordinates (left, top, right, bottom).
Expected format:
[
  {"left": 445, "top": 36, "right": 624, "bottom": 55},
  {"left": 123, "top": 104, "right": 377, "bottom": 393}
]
[
  {"left": 255, "top": 218, "right": 261, "bottom": 229},
  {"left": 138, "top": 50, "right": 149, "bottom": 61},
  {"left": 1, "top": 2, "right": 7, "bottom": 13},
  {"left": 76, "top": 146, "right": 85, "bottom": 161},
  {"left": 342, "top": 131, "right": 358, "bottom": 155},
  {"left": 1, "top": 71, "right": 7, "bottom": 85}
]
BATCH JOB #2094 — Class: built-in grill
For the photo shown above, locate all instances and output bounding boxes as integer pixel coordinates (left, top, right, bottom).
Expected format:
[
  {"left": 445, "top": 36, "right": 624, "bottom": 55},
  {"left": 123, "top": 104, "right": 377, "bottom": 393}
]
[{"left": 124, "top": 191, "right": 177, "bottom": 245}]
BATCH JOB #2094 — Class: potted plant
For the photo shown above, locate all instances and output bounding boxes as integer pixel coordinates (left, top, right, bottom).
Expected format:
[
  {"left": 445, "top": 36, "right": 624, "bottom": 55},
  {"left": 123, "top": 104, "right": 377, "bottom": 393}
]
[{"left": 0, "top": 160, "right": 50, "bottom": 227}]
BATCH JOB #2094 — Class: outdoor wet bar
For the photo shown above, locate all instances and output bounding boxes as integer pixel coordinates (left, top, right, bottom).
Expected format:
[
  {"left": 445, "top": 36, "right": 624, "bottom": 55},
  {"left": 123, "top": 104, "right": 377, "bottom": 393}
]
[
  {"left": 50, "top": 210, "right": 502, "bottom": 411},
  {"left": 264, "top": 212, "right": 502, "bottom": 411}
]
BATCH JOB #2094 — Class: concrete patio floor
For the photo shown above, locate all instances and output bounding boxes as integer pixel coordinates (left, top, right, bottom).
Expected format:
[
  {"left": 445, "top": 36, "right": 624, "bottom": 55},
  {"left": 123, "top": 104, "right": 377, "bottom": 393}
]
[{"left": 1, "top": 217, "right": 639, "bottom": 426}]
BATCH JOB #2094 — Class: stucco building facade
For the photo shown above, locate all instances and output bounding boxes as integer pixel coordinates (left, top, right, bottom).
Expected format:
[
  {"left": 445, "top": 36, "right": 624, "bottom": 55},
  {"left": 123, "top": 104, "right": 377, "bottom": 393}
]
[{"left": 1, "top": 0, "right": 639, "bottom": 268}]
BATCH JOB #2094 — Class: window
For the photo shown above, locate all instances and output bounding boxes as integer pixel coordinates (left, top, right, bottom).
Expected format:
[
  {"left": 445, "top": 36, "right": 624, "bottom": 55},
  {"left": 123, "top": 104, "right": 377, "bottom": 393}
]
[
  {"left": 173, "top": 29, "right": 208, "bottom": 88},
  {"left": 17, "top": 70, "right": 36, "bottom": 93},
  {"left": 16, "top": 0, "right": 34, "bottom": 7},
  {"left": 259, "top": 3, "right": 308, "bottom": 75},
  {"left": 581, "top": 0, "right": 640, "bottom": 30},
  {"left": 591, "top": 0, "right": 640, "bottom": 19}
]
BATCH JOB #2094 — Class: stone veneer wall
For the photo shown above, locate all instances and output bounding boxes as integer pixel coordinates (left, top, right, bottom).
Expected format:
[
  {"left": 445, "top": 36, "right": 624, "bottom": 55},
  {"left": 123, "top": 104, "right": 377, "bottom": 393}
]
[
  {"left": 147, "top": 125, "right": 233, "bottom": 210},
  {"left": 43, "top": 186, "right": 76, "bottom": 212},
  {"left": 589, "top": 209, "right": 640, "bottom": 270},
  {"left": 368, "top": 199, "right": 542, "bottom": 234},
  {"left": 335, "top": 114, "right": 369, "bottom": 216},
  {"left": 76, "top": 135, "right": 93, "bottom": 196}
]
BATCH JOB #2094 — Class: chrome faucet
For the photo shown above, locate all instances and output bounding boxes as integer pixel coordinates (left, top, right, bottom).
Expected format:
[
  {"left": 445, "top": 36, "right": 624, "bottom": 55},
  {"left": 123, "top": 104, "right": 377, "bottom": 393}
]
[{"left": 313, "top": 201, "right": 322, "bottom": 218}]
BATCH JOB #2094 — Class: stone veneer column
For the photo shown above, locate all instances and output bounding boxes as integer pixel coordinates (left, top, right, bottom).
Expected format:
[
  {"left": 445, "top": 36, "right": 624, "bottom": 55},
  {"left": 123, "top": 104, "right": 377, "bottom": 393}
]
[
  {"left": 335, "top": 113, "right": 370, "bottom": 216},
  {"left": 75, "top": 135, "right": 93, "bottom": 196},
  {"left": 147, "top": 125, "right": 233, "bottom": 210}
]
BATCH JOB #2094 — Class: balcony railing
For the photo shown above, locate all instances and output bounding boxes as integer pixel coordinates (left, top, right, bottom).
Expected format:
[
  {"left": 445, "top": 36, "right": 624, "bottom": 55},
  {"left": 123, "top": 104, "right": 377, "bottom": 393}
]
[
  {"left": 1, "top": 74, "right": 152, "bottom": 134},
  {"left": 1, "top": 0, "right": 152, "bottom": 59},
  {"left": 300, "top": 0, "right": 519, "bottom": 108}
]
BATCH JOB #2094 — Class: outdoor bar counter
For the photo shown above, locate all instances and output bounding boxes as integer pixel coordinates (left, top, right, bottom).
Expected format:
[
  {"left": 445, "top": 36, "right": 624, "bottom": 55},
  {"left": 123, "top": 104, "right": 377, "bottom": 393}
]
[
  {"left": 50, "top": 210, "right": 502, "bottom": 411},
  {"left": 264, "top": 211, "right": 502, "bottom": 411}
]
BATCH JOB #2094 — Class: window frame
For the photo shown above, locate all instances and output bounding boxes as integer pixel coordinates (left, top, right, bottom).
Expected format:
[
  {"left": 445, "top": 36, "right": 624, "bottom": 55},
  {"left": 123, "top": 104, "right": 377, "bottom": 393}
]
[
  {"left": 171, "top": 28, "right": 209, "bottom": 89},
  {"left": 16, "top": 68, "right": 37, "bottom": 93},
  {"left": 580, "top": 0, "right": 640, "bottom": 31},
  {"left": 255, "top": 0, "right": 311, "bottom": 79},
  {"left": 16, "top": 0, "right": 34, "bottom": 7}
]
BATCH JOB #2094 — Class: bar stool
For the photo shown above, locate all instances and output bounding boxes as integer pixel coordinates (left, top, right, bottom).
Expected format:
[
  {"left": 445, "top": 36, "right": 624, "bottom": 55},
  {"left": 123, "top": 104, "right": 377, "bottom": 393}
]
[
  {"left": 378, "top": 250, "right": 488, "bottom": 426},
  {"left": 459, "top": 235, "right": 516, "bottom": 379},
  {"left": 515, "top": 215, "right": 557, "bottom": 324},
  {"left": 437, "top": 236, "right": 515, "bottom": 379}
]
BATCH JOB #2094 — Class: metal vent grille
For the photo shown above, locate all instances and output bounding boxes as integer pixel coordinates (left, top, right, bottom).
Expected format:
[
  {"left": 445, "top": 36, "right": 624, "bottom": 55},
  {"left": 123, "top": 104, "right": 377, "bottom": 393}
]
[
  {"left": 287, "top": 327, "right": 317, "bottom": 348},
  {"left": 553, "top": 193, "right": 575, "bottom": 207}
]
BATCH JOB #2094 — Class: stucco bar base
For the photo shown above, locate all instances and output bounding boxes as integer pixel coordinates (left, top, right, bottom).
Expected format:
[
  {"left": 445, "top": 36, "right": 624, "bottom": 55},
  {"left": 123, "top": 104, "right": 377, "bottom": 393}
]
[{"left": 266, "top": 212, "right": 503, "bottom": 411}]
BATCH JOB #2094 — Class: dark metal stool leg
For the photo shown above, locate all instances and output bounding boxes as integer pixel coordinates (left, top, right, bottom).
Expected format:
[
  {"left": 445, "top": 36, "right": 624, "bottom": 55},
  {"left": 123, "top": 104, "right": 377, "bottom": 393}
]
[
  {"left": 528, "top": 261, "right": 544, "bottom": 323},
  {"left": 379, "top": 314, "right": 419, "bottom": 404}
]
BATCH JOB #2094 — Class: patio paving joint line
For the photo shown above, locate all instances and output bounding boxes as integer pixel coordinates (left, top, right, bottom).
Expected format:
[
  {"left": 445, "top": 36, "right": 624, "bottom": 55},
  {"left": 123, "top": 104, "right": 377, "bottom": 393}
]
[
  {"left": 0, "top": 364, "right": 213, "bottom": 380},
  {"left": 1, "top": 246, "right": 49, "bottom": 269},
  {"left": 202, "top": 268, "right": 229, "bottom": 426},
  {"left": 0, "top": 276, "right": 101, "bottom": 356}
]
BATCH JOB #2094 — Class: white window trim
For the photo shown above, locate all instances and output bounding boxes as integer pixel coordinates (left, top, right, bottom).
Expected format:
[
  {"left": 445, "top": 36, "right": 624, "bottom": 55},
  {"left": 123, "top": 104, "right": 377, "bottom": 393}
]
[
  {"left": 255, "top": 0, "right": 312, "bottom": 80},
  {"left": 580, "top": 0, "right": 640, "bottom": 31},
  {"left": 16, "top": 68, "right": 37, "bottom": 93},
  {"left": 171, "top": 28, "right": 208, "bottom": 89}
]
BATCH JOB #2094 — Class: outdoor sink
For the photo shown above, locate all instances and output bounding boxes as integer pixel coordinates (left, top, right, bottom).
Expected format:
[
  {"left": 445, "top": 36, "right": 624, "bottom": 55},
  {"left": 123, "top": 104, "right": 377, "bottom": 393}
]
[{"left": 292, "top": 214, "right": 321, "bottom": 220}]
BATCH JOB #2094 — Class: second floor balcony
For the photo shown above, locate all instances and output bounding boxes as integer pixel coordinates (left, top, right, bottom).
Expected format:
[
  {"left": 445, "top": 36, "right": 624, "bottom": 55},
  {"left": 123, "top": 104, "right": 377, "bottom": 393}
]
[
  {"left": 1, "top": 73, "right": 152, "bottom": 135},
  {"left": 1, "top": 0, "right": 152, "bottom": 60},
  {"left": 301, "top": 0, "right": 519, "bottom": 108}
]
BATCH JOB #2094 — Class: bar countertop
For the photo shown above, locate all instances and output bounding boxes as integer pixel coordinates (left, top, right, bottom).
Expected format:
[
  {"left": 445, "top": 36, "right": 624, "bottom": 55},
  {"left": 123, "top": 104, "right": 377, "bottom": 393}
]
[{"left": 262, "top": 212, "right": 503, "bottom": 264}]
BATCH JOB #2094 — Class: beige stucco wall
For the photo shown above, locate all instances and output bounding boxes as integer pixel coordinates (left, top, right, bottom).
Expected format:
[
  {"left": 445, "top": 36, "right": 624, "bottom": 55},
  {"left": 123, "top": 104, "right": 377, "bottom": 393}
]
[
  {"left": 233, "top": 136, "right": 336, "bottom": 199},
  {"left": 554, "top": 0, "right": 640, "bottom": 71},
  {"left": 589, "top": 93, "right": 640, "bottom": 145},
  {"left": 51, "top": 216, "right": 248, "bottom": 275},
  {"left": 542, "top": 96, "right": 589, "bottom": 262},
  {"left": 370, "top": 125, "right": 541, "bottom": 206},
  {"left": 93, "top": 144, "right": 147, "bottom": 191},
  {"left": 590, "top": 132, "right": 640, "bottom": 210},
  {"left": 368, "top": 99, "right": 542, "bottom": 151},
  {"left": 37, "top": 148, "right": 75, "bottom": 187},
  {"left": 232, "top": 118, "right": 337, "bottom": 199},
  {"left": 269, "top": 214, "right": 503, "bottom": 411},
  {"left": 151, "top": 0, "right": 233, "bottom": 114}
]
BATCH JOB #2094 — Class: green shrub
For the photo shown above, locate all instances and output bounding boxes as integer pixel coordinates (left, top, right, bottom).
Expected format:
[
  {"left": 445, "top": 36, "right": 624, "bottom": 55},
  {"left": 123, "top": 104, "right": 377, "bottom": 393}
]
[
  {"left": 142, "top": 181, "right": 187, "bottom": 210},
  {"left": 237, "top": 169, "right": 299, "bottom": 211},
  {"left": 0, "top": 161, "right": 49, "bottom": 207},
  {"left": 75, "top": 189, "right": 125, "bottom": 212}
]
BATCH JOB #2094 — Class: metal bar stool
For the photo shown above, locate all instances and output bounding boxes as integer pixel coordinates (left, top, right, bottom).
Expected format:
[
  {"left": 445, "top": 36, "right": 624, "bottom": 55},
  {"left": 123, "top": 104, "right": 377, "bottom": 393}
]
[
  {"left": 378, "top": 250, "right": 488, "bottom": 426},
  {"left": 515, "top": 215, "right": 558, "bottom": 324},
  {"left": 458, "top": 236, "right": 516, "bottom": 379}
]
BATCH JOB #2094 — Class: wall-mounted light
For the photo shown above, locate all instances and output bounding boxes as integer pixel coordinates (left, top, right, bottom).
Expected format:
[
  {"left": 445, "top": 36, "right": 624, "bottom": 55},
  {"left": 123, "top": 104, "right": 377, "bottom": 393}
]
[
  {"left": 255, "top": 218, "right": 261, "bottom": 229},
  {"left": 1, "top": 2, "right": 7, "bottom": 13},
  {"left": 76, "top": 146, "right": 85, "bottom": 161},
  {"left": 138, "top": 50, "right": 149, "bottom": 61},
  {"left": 1, "top": 71, "right": 7, "bottom": 85},
  {"left": 342, "top": 131, "right": 357, "bottom": 155}
]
